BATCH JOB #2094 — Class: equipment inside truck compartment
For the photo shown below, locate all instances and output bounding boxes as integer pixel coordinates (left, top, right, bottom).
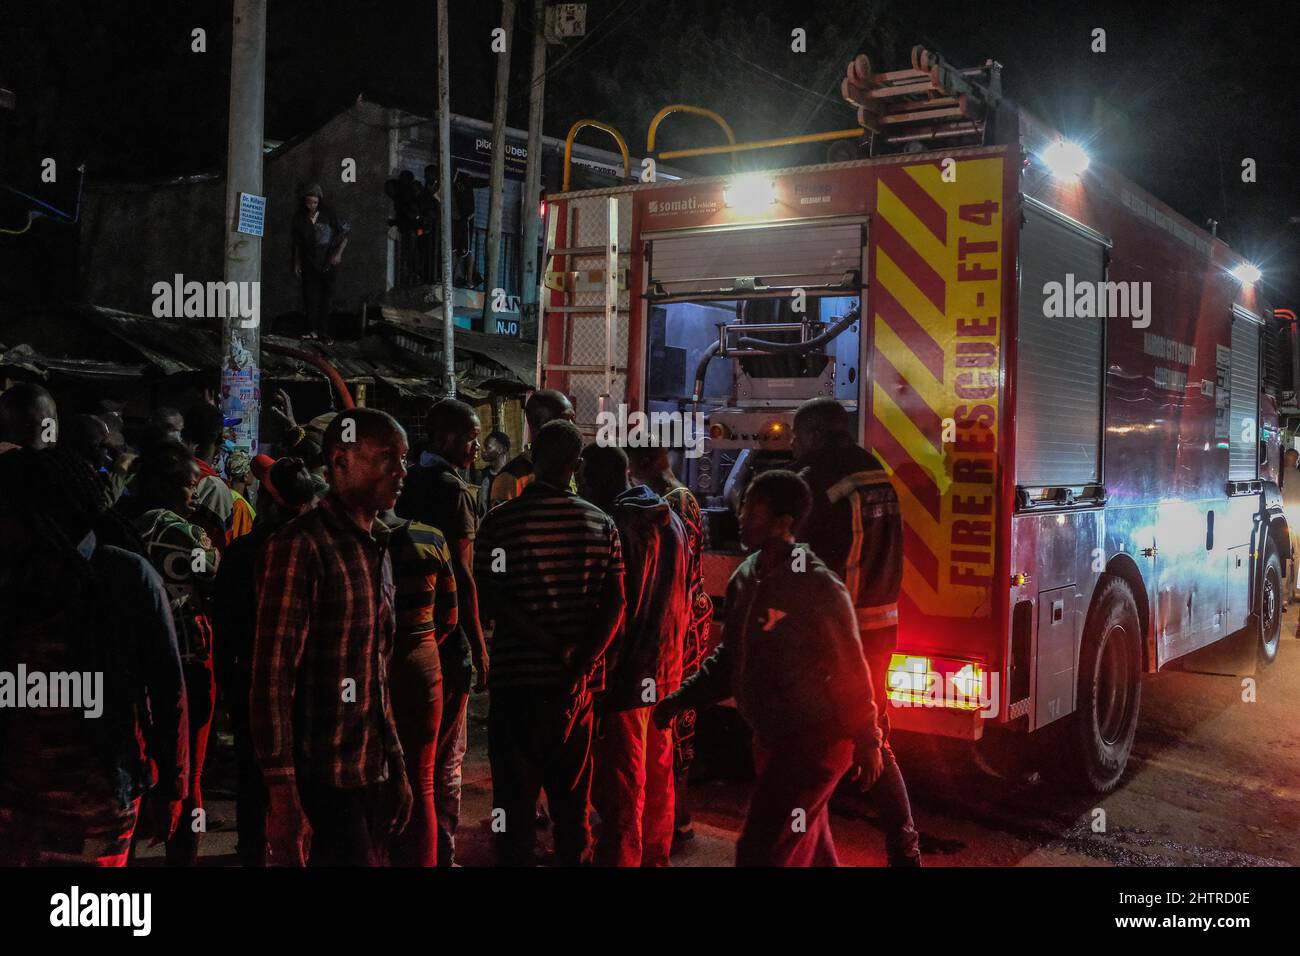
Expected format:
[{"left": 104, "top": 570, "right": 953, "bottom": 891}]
[{"left": 644, "top": 293, "right": 861, "bottom": 553}]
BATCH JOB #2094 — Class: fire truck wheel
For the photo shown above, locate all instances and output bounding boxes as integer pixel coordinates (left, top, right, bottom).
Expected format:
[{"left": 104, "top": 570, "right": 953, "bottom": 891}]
[
  {"left": 1070, "top": 575, "right": 1142, "bottom": 794},
  {"left": 1257, "top": 538, "right": 1282, "bottom": 666}
]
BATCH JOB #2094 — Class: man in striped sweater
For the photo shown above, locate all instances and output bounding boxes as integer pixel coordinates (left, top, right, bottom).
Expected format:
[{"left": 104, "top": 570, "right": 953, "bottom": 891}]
[{"left": 475, "top": 420, "right": 626, "bottom": 865}]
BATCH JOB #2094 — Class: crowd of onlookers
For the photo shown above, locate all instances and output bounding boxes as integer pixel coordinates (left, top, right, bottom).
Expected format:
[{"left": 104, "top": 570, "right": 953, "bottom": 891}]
[{"left": 0, "top": 379, "right": 920, "bottom": 867}]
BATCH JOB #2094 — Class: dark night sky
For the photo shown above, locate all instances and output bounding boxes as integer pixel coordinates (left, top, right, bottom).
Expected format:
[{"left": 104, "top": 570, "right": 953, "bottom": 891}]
[{"left": 2, "top": 0, "right": 1298, "bottom": 304}]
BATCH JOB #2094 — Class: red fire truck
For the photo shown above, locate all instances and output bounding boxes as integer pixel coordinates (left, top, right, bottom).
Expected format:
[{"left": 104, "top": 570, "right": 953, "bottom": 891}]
[{"left": 536, "top": 49, "right": 1285, "bottom": 792}]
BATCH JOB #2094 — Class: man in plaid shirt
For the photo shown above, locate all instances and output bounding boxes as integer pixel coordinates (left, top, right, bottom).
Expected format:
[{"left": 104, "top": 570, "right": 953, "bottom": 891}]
[{"left": 252, "top": 409, "right": 413, "bottom": 866}]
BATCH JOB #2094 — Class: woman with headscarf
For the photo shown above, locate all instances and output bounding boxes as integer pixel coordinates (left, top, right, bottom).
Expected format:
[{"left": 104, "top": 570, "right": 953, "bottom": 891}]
[{"left": 225, "top": 448, "right": 256, "bottom": 541}]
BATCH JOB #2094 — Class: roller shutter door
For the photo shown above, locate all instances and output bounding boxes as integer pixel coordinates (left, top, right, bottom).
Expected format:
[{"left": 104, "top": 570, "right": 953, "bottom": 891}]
[
  {"left": 1015, "top": 205, "right": 1107, "bottom": 487},
  {"left": 648, "top": 220, "right": 863, "bottom": 297},
  {"left": 1228, "top": 313, "right": 1261, "bottom": 481}
]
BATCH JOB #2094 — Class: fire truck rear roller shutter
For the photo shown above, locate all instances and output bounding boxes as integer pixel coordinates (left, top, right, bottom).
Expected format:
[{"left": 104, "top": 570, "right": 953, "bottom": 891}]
[
  {"left": 1015, "top": 203, "right": 1107, "bottom": 488},
  {"left": 646, "top": 220, "right": 864, "bottom": 297},
  {"left": 1228, "top": 309, "right": 1262, "bottom": 482}
]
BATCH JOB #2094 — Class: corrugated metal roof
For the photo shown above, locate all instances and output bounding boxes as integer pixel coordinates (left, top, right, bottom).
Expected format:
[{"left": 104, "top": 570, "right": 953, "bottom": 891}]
[
  {"left": 0, "top": 342, "right": 147, "bottom": 383},
  {"left": 376, "top": 308, "right": 536, "bottom": 387},
  {"left": 82, "top": 307, "right": 220, "bottom": 375},
  {"left": 74, "top": 306, "right": 529, "bottom": 396}
]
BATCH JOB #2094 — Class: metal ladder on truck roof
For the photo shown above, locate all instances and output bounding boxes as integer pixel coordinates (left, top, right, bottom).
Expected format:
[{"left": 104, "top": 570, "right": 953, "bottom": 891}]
[
  {"left": 535, "top": 194, "right": 631, "bottom": 433},
  {"left": 840, "top": 46, "right": 1002, "bottom": 151}
]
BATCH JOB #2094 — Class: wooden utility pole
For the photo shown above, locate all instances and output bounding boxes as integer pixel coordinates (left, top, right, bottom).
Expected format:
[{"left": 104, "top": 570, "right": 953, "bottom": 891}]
[
  {"left": 221, "top": 0, "right": 266, "bottom": 453},
  {"left": 483, "top": 0, "right": 516, "bottom": 335},
  {"left": 437, "top": 0, "right": 456, "bottom": 397},
  {"left": 519, "top": 0, "right": 547, "bottom": 340}
]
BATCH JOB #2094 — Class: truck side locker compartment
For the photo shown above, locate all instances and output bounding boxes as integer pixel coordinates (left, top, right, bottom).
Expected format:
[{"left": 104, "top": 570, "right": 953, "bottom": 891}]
[
  {"left": 1033, "top": 585, "right": 1079, "bottom": 729},
  {"left": 1008, "top": 599, "right": 1034, "bottom": 717},
  {"left": 1225, "top": 544, "right": 1251, "bottom": 634},
  {"left": 1175, "top": 540, "right": 1260, "bottom": 676}
]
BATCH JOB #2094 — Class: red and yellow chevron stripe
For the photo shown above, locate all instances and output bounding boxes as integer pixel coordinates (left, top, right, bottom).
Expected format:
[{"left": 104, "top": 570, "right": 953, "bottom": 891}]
[{"left": 870, "top": 157, "right": 1004, "bottom": 619}]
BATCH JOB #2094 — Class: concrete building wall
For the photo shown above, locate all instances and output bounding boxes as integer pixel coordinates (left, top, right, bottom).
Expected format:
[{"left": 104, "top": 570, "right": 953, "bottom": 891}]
[
  {"left": 262, "top": 100, "right": 393, "bottom": 319},
  {"left": 78, "top": 178, "right": 225, "bottom": 314},
  {"left": 77, "top": 100, "right": 394, "bottom": 323},
  {"left": 76, "top": 100, "right": 655, "bottom": 328}
]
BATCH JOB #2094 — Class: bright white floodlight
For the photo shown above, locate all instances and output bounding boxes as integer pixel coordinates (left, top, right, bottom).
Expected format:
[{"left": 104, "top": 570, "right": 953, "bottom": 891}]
[
  {"left": 723, "top": 175, "right": 777, "bottom": 216},
  {"left": 1041, "top": 139, "right": 1090, "bottom": 181},
  {"left": 1231, "top": 262, "right": 1262, "bottom": 286}
]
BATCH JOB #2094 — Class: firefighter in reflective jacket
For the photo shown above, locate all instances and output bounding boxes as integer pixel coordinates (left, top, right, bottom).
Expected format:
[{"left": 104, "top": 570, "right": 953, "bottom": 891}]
[{"left": 792, "top": 397, "right": 922, "bottom": 867}]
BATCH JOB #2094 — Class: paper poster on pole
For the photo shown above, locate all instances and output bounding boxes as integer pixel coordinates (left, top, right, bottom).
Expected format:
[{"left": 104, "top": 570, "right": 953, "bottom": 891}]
[
  {"left": 237, "top": 193, "right": 266, "bottom": 237},
  {"left": 221, "top": 364, "right": 261, "bottom": 455}
]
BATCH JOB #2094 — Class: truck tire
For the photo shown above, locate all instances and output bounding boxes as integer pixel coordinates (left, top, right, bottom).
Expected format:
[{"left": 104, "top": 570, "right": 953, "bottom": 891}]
[
  {"left": 1069, "top": 575, "right": 1142, "bottom": 793},
  {"left": 1257, "top": 536, "right": 1282, "bottom": 667}
]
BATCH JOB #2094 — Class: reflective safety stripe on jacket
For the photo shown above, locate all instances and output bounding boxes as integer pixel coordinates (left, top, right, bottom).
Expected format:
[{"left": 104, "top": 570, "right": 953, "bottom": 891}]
[
  {"left": 856, "top": 603, "right": 899, "bottom": 632},
  {"left": 826, "top": 469, "right": 896, "bottom": 609}
]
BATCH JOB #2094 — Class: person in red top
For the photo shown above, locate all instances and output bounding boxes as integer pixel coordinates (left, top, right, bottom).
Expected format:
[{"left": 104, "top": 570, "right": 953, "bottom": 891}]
[
  {"left": 626, "top": 444, "right": 713, "bottom": 847},
  {"left": 580, "top": 443, "right": 690, "bottom": 867}
]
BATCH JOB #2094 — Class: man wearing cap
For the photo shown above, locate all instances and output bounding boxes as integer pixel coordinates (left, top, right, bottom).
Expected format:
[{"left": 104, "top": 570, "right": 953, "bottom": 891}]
[
  {"left": 490, "top": 390, "right": 576, "bottom": 506},
  {"left": 291, "top": 183, "right": 351, "bottom": 344}
]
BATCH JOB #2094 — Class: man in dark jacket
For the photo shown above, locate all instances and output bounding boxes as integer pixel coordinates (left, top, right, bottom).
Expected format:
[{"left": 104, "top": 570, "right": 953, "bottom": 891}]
[
  {"left": 580, "top": 443, "right": 690, "bottom": 866},
  {"left": 0, "top": 448, "right": 189, "bottom": 865},
  {"left": 792, "top": 396, "right": 921, "bottom": 866},
  {"left": 291, "top": 183, "right": 350, "bottom": 343},
  {"left": 655, "top": 469, "right": 883, "bottom": 866}
]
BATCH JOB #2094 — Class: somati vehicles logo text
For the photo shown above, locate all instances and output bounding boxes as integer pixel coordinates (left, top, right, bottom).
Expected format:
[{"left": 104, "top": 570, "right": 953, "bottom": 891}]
[{"left": 647, "top": 196, "right": 722, "bottom": 216}]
